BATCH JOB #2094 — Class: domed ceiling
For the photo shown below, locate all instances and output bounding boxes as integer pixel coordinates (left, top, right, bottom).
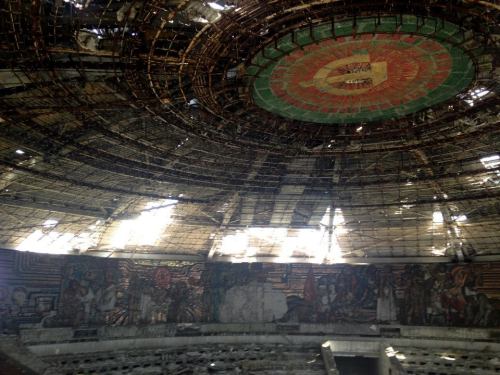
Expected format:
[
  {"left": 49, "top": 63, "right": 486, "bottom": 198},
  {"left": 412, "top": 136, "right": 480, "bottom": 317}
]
[
  {"left": 250, "top": 17, "right": 474, "bottom": 123},
  {"left": 0, "top": 0, "right": 498, "bottom": 263}
]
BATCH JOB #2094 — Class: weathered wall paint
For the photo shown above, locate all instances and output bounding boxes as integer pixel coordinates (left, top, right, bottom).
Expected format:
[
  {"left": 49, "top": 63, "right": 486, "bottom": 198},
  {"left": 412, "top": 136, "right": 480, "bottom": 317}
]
[{"left": 0, "top": 249, "right": 499, "bottom": 332}]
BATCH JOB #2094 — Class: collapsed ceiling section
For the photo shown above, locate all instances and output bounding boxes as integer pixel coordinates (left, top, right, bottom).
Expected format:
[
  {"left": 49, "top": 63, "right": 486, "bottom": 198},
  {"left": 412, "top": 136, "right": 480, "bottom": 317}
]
[{"left": 0, "top": 0, "right": 498, "bottom": 263}]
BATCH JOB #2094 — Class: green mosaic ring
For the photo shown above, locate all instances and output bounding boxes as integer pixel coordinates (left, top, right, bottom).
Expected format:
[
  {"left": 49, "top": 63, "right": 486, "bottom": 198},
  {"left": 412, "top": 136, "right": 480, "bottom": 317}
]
[{"left": 248, "top": 16, "right": 475, "bottom": 124}]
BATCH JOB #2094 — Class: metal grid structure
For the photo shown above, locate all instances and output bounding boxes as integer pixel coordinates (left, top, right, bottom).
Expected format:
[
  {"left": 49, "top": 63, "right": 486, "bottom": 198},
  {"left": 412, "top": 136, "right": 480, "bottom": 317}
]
[{"left": 0, "top": 0, "right": 498, "bottom": 263}]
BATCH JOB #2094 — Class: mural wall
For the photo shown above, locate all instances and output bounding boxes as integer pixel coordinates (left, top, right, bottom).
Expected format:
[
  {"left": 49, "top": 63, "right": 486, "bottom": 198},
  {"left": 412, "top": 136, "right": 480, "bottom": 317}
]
[{"left": 1, "top": 249, "right": 499, "bottom": 332}]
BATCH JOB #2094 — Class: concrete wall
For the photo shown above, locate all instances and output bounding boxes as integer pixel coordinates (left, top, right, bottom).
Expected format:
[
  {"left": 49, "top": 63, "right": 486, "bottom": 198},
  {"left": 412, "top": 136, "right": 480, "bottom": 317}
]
[{"left": 16, "top": 324, "right": 500, "bottom": 374}]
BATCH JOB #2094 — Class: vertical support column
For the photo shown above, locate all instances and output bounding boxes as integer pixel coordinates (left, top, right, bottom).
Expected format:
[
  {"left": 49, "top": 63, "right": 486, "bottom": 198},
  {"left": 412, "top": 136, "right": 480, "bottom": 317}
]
[{"left": 321, "top": 343, "right": 340, "bottom": 375}]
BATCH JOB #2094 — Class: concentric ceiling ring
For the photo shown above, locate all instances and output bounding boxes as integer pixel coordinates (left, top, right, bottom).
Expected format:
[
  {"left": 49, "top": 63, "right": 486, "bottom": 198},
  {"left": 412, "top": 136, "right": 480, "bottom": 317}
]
[
  {"left": 126, "top": 4, "right": 494, "bottom": 153},
  {"left": 248, "top": 16, "right": 475, "bottom": 123}
]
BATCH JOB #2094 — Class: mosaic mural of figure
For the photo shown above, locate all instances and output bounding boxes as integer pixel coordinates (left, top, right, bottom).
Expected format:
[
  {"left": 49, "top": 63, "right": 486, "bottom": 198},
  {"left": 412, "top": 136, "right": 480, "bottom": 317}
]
[
  {"left": 452, "top": 266, "right": 495, "bottom": 327},
  {"left": 279, "top": 267, "right": 317, "bottom": 323},
  {"left": 95, "top": 270, "right": 117, "bottom": 315},
  {"left": 61, "top": 275, "right": 99, "bottom": 325},
  {"left": 58, "top": 263, "right": 123, "bottom": 326},
  {"left": 426, "top": 265, "right": 447, "bottom": 325},
  {"left": 127, "top": 265, "right": 204, "bottom": 325},
  {"left": 441, "top": 266, "right": 469, "bottom": 324},
  {"left": 377, "top": 271, "right": 397, "bottom": 323},
  {"left": 10, "top": 287, "right": 28, "bottom": 317},
  {"left": 400, "top": 265, "right": 427, "bottom": 324},
  {"left": 280, "top": 266, "right": 379, "bottom": 323}
]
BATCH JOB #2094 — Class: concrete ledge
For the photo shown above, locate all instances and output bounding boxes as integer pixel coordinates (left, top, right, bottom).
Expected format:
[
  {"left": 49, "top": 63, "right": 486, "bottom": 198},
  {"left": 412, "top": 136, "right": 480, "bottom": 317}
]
[
  {"left": 20, "top": 323, "right": 500, "bottom": 358},
  {"left": 28, "top": 334, "right": 500, "bottom": 357},
  {"left": 19, "top": 323, "right": 500, "bottom": 346}
]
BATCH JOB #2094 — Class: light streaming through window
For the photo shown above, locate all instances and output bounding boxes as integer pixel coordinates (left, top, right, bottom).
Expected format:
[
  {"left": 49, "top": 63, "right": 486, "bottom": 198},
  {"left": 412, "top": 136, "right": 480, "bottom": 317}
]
[
  {"left": 17, "top": 219, "right": 99, "bottom": 254},
  {"left": 479, "top": 154, "right": 500, "bottom": 184},
  {"left": 217, "top": 207, "right": 346, "bottom": 263},
  {"left": 63, "top": 0, "right": 85, "bottom": 9},
  {"left": 464, "top": 87, "right": 490, "bottom": 107},
  {"left": 110, "top": 199, "right": 177, "bottom": 248},
  {"left": 433, "top": 211, "right": 444, "bottom": 223},
  {"left": 480, "top": 154, "right": 500, "bottom": 169}
]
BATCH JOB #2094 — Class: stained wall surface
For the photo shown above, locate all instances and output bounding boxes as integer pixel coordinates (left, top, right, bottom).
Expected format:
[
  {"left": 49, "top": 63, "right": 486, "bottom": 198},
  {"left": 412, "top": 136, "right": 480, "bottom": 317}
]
[{"left": 0, "top": 249, "right": 499, "bottom": 331}]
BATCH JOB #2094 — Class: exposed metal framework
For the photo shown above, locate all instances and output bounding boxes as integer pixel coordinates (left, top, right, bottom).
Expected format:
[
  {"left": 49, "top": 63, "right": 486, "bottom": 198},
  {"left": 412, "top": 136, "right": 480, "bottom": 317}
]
[{"left": 0, "top": 0, "right": 498, "bottom": 263}]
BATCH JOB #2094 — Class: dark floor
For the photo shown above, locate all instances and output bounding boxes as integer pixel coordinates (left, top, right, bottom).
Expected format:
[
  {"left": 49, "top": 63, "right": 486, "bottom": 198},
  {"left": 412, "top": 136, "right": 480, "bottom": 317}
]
[
  {"left": 0, "top": 353, "right": 37, "bottom": 375},
  {"left": 335, "top": 356, "right": 379, "bottom": 375}
]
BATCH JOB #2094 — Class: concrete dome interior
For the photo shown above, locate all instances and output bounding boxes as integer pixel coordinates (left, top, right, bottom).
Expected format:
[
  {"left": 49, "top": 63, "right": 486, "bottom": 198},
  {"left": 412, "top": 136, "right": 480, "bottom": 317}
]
[{"left": 0, "top": 0, "right": 499, "bottom": 374}]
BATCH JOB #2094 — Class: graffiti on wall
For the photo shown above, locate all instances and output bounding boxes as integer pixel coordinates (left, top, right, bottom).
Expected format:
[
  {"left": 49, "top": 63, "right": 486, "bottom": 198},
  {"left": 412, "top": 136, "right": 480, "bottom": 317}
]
[{"left": 1, "top": 249, "right": 500, "bottom": 332}]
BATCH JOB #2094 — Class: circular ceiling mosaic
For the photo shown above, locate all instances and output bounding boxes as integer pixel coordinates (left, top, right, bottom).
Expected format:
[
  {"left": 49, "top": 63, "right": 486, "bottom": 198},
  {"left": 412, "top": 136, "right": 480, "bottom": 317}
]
[{"left": 249, "top": 16, "right": 475, "bottom": 124}]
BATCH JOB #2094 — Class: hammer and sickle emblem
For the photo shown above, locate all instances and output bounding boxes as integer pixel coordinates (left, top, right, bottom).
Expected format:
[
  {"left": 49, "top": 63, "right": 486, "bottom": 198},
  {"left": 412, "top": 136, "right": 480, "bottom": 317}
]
[{"left": 299, "top": 54, "right": 387, "bottom": 95}]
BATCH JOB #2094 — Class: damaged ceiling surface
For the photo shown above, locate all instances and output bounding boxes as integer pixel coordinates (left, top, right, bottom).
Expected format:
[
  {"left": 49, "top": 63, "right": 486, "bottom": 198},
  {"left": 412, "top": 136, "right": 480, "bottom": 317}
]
[{"left": 0, "top": 0, "right": 498, "bottom": 263}]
